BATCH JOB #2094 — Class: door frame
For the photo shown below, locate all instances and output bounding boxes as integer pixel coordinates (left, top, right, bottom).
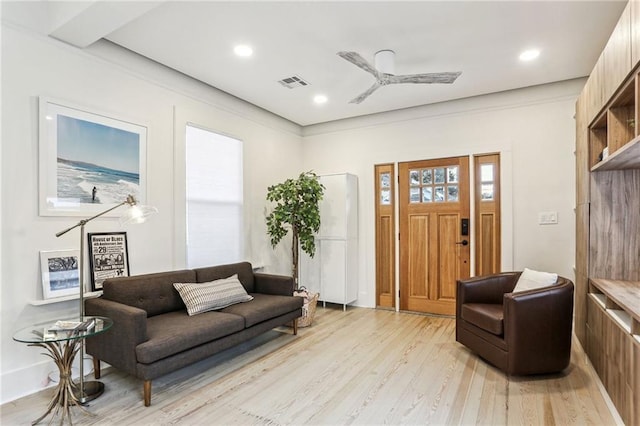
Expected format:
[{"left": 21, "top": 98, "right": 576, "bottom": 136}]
[{"left": 375, "top": 150, "right": 513, "bottom": 312}]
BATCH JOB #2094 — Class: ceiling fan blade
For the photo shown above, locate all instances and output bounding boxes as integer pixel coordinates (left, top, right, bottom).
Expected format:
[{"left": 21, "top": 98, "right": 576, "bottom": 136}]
[
  {"left": 349, "top": 81, "right": 382, "bottom": 104},
  {"left": 338, "top": 51, "right": 382, "bottom": 79},
  {"left": 389, "top": 72, "right": 462, "bottom": 84}
]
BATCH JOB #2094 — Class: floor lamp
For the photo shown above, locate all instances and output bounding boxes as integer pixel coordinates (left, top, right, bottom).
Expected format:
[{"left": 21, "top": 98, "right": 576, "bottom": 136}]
[{"left": 55, "top": 194, "right": 157, "bottom": 403}]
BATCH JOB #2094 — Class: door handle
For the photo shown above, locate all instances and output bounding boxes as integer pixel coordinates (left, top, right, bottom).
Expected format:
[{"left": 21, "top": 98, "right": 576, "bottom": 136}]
[{"left": 456, "top": 239, "right": 469, "bottom": 246}]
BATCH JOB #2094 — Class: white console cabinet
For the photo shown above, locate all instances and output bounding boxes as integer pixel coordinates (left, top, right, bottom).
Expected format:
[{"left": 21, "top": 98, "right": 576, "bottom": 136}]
[{"left": 300, "top": 173, "right": 358, "bottom": 310}]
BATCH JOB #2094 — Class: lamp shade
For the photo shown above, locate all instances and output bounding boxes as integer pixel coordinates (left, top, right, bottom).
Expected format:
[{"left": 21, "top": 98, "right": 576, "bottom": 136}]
[{"left": 120, "top": 204, "right": 158, "bottom": 225}]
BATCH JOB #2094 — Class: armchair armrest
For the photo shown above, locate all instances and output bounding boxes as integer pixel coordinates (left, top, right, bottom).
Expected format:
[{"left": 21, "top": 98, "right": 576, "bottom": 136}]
[
  {"left": 85, "top": 297, "right": 148, "bottom": 375},
  {"left": 457, "top": 272, "right": 521, "bottom": 305},
  {"left": 504, "top": 278, "right": 574, "bottom": 374},
  {"left": 254, "top": 272, "right": 294, "bottom": 296}
]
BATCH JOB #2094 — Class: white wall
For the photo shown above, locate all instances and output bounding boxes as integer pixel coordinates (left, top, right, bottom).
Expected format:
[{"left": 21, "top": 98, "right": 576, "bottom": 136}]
[
  {"left": 302, "top": 79, "right": 581, "bottom": 308},
  {"left": 1, "top": 20, "right": 582, "bottom": 404},
  {"left": 0, "top": 24, "right": 302, "bottom": 404}
]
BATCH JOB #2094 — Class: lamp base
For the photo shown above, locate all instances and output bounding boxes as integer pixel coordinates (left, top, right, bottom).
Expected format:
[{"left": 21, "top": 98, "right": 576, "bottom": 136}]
[{"left": 73, "top": 381, "right": 105, "bottom": 405}]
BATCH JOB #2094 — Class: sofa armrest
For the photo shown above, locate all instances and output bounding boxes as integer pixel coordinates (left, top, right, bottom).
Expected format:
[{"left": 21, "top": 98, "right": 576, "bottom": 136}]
[
  {"left": 254, "top": 272, "right": 294, "bottom": 296},
  {"left": 85, "top": 297, "right": 148, "bottom": 376},
  {"left": 504, "top": 279, "right": 574, "bottom": 373}
]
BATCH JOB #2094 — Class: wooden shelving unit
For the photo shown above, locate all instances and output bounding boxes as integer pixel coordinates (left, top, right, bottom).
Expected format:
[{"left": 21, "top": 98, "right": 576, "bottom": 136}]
[
  {"left": 591, "top": 135, "right": 640, "bottom": 171},
  {"left": 589, "top": 70, "right": 639, "bottom": 170},
  {"left": 577, "top": 3, "right": 640, "bottom": 424},
  {"left": 590, "top": 279, "right": 640, "bottom": 337}
]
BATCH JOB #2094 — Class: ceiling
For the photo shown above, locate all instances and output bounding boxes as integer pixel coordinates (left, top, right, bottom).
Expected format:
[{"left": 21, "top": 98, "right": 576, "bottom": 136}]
[{"left": 2, "top": 1, "right": 628, "bottom": 126}]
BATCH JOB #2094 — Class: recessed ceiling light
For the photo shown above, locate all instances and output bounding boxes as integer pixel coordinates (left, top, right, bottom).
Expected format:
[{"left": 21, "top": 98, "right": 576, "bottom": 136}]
[
  {"left": 313, "top": 94, "right": 328, "bottom": 105},
  {"left": 519, "top": 49, "right": 540, "bottom": 62},
  {"left": 234, "top": 44, "right": 253, "bottom": 57}
]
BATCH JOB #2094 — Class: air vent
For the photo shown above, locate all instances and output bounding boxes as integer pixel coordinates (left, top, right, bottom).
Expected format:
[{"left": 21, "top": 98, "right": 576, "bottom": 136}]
[{"left": 277, "top": 75, "right": 309, "bottom": 89}]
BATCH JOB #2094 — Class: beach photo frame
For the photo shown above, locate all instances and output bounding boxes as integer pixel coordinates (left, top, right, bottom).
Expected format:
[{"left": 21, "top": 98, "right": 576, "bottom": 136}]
[
  {"left": 40, "top": 249, "right": 81, "bottom": 300},
  {"left": 39, "top": 97, "right": 147, "bottom": 217}
]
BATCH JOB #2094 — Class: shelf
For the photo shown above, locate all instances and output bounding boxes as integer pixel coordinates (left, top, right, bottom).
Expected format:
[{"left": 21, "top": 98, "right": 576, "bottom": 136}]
[
  {"left": 29, "top": 291, "right": 102, "bottom": 306},
  {"left": 591, "top": 135, "right": 640, "bottom": 171},
  {"left": 590, "top": 278, "right": 640, "bottom": 323},
  {"left": 609, "top": 309, "right": 632, "bottom": 333},
  {"left": 590, "top": 292, "right": 607, "bottom": 308}
]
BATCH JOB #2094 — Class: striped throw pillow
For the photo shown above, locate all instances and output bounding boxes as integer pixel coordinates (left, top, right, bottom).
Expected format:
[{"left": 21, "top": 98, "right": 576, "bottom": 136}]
[{"left": 174, "top": 274, "right": 254, "bottom": 316}]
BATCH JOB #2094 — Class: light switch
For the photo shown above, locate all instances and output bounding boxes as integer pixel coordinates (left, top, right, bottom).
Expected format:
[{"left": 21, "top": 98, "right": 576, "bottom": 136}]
[{"left": 538, "top": 211, "right": 558, "bottom": 225}]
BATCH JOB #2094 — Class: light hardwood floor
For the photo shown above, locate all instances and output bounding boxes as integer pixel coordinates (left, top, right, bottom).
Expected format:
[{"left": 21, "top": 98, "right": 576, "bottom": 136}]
[{"left": 1, "top": 307, "right": 621, "bottom": 425}]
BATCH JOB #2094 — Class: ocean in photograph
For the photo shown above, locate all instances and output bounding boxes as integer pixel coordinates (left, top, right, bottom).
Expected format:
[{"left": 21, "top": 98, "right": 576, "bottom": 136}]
[{"left": 57, "top": 158, "right": 140, "bottom": 204}]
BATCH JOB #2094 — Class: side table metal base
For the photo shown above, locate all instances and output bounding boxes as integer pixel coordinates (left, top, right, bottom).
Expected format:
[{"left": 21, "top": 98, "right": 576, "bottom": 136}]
[{"left": 74, "top": 380, "right": 105, "bottom": 404}]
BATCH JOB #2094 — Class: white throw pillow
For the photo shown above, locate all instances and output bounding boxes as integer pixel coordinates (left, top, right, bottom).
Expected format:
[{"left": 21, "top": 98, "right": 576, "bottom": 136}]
[
  {"left": 512, "top": 268, "right": 558, "bottom": 293},
  {"left": 174, "top": 274, "right": 253, "bottom": 316}
]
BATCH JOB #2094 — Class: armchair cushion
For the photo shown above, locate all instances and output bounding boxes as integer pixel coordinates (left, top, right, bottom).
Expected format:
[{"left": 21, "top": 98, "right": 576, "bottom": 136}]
[
  {"left": 512, "top": 267, "right": 557, "bottom": 293},
  {"left": 461, "top": 303, "right": 504, "bottom": 335}
]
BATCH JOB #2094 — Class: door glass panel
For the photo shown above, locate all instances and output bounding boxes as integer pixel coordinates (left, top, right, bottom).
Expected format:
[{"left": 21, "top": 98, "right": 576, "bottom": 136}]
[
  {"left": 422, "top": 187, "right": 432, "bottom": 202},
  {"left": 381, "top": 189, "right": 391, "bottom": 205},
  {"left": 447, "top": 167, "right": 458, "bottom": 183},
  {"left": 410, "top": 187, "right": 421, "bottom": 203},
  {"left": 447, "top": 185, "right": 459, "bottom": 201},
  {"left": 406, "top": 163, "right": 464, "bottom": 204},
  {"left": 381, "top": 172, "right": 391, "bottom": 188},
  {"left": 481, "top": 164, "right": 493, "bottom": 182},
  {"left": 481, "top": 183, "right": 494, "bottom": 200},
  {"left": 422, "top": 169, "right": 432, "bottom": 185},
  {"left": 410, "top": 170, "right": 420, "bottom": 186}
]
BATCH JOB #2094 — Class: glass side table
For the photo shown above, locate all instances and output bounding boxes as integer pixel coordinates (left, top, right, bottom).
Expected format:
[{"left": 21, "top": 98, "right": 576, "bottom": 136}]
[{"left": 13, "top": 316, "right": 113, "bottom": 425}]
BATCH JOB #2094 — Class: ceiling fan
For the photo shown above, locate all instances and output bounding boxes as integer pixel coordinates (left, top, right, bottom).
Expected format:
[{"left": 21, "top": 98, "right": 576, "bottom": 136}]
[{"left": 337, "top": 50, "right": 462, "bottom": 104}]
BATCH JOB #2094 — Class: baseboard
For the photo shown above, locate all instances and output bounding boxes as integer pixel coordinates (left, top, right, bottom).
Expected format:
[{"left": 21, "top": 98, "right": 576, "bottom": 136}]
[
  {"left": 0, "top": 359, "right": 55, "bottom": 404},
  {"left": 0, "top": 355, "right": 95, "bottom": 405}
]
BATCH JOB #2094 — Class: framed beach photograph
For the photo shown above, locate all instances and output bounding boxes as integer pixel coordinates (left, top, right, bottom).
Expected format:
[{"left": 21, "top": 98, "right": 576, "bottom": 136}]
[
  {"left": 39, "top": 97, "right": 147, "bottom": 216},
  {"left": 40, "top": 249, "right": 80, "bottom": 300},
  {"left": 87, "top": 232, "right": 130, "bottom": 291}
]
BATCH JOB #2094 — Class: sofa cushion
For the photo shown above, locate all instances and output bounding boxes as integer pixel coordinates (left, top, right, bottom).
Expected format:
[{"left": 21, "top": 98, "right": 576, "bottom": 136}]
[
  {"left": 194, "top": 262, "right": 255, "bottom": 293},
  {"left": 174, "top": 275, "right": 254, "bottom": 316},
  {"left": 136, "top": 310, "right": 245, "bottom": 364},
  {"left": 102, "top": 270, "right": 195, "bottom": 317},
  {"left": 461, "top": 303, "right": 504, "bottom": 336},
  {"left": 220, "top": 293, "right": 304, "bottom": 328},
  {"left": 513, "top": 268, "right": 558, "bottom": 293}
]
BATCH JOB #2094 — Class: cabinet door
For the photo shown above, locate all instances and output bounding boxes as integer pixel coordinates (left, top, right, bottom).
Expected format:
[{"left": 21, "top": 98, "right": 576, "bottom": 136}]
[
  {"left": 318, "top": 174, "right": 358, "bottom": 239},
  {"left": 299, "top": 245, "right": 321, "bottom": 294},
  {"left": 320, "top": 240, "right": 347, "bottom": 303},
  {"left": 603, "top": 2, "right": 632, "bottom": 102},
  {"left": 633, "top": 0, "right": 640, "bottom": 67}
]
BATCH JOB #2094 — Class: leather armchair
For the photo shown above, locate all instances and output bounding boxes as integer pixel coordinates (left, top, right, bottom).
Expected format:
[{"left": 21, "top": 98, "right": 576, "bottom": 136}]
[{"left": 456, "top": 272, "right": 574, "bottom": 375}]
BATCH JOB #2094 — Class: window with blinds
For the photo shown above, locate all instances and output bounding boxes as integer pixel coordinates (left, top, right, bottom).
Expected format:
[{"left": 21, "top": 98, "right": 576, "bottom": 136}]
[{"left": 185, "top": 124, "right": 243, "bottom": 268}]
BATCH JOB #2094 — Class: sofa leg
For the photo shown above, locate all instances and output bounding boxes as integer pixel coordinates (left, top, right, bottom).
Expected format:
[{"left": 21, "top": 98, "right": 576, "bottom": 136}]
[
  {"left": 93, "top": 358, "right": 101, "bottom": 379},
  {"left": 292, "top": 319, "right": 298, "bottom": 335},
  {"left": 144, "top": 380, "right": 152, "bottom": 407}
]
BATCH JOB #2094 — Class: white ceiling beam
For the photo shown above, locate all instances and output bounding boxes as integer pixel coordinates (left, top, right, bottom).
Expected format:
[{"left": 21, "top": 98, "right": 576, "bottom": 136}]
[{"left": 48, "top": 1, "right": 163, "bottom": 48}]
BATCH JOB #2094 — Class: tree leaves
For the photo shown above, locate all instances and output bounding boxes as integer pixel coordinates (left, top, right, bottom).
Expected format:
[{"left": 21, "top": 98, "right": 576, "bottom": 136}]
[{"left": 265, "top": 171, "right": 325, "bottom": 281}]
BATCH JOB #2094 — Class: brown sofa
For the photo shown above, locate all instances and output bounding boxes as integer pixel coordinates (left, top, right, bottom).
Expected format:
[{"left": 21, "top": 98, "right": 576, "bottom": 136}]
[
  {"left": 84, "top": 262, "right": 303, "bottom": 406},
  {"left": 456, "top": 272, "right": 574, "bottom": 375}
]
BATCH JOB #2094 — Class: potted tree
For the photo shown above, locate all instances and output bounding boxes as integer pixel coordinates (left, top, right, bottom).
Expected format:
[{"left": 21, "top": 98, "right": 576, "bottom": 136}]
[{"left": 265, "top": 171, "right": 324, "bottom": 288}]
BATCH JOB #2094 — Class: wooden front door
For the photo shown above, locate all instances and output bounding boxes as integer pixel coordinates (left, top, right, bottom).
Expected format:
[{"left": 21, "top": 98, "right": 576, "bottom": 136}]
[{"left": 399, "top": 156, "right": 471, "bottom": 315}]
